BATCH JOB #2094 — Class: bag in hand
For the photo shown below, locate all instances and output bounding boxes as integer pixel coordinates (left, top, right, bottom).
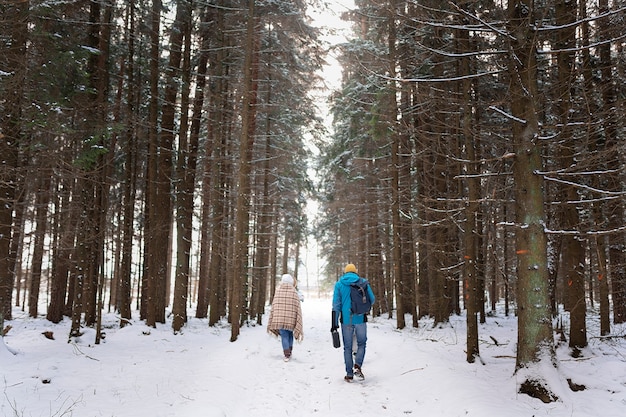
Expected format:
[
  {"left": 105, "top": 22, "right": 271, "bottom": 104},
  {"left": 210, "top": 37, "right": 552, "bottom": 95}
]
[{"left": 332, "top": 329, "right": 341, "bottom": 348}]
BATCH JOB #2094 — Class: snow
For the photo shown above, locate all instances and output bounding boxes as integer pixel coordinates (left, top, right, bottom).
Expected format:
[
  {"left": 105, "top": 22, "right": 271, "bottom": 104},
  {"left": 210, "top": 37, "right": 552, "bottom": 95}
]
[{"left": 2, "top": 294, "right": 626, "bottom": 417}]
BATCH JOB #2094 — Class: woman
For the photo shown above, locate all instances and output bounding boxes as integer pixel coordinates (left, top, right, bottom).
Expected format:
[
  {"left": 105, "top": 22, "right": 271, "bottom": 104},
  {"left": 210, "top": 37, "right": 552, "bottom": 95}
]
[{"left": 267, "top": 274, "right": 304, "bottom": 361}]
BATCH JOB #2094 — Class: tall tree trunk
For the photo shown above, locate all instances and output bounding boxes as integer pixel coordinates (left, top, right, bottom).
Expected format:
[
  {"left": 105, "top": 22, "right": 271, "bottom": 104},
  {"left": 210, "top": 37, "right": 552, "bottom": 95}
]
[
  {"left": 118, "top": 0, "right": 138, "bottom": 327},
  {"left": 207, "top": 137, "right": 229, "bottom": 326},
  {"left": 116, "top": 0, "right": 137, "bottom": 327},
  {"left": 230, "top": 0, "right": 259, "bottom": 341},
  {"left": 457, "top": 1, "right": 480, "bottom": 362},
  {"left": 388, "top": 0, "right": 407, "bottom": 329},
  {"left": 70, "top": 177, "right": 92, "bottom": 338},
  {"left": 598, "top": 0, "right": 626, "bottom": 325},
  {"left": 206, "top": 1, "right": 230, "bottom": 326},
  {"left": 47, "top": 178, "right": 74, "bottom": 323},
  {"left": 28, "top": 174, "right": 51, "bottom": 318},
  {"left": 250, "top": 79, "right": 274, "bottom": 324},
  {"left": 0, "top": 0, "right": 28, "bottom": 324},
  {"left": 366, "top": 189, "right": 385, "bottom": 317},
  {"left": 145, "top": 0, "right": 171, "bottom": 327},
  {"left": 508, "top": 0, "right": 558, "bottom": 402},
  {"left": 90, "top": 0, "right": 114, "bottom": 343},
  {"left": 171, "top": 0, "right": 195, "bottom": 333},
  {"left": 193, "top": 4, "right": 212, "bottom": 320},
  {"left": 119, "top": 129, "right": 136, "bottom": 326},
  {"left": 398, "top": 135, "right": 417, "bottom": 326},
  {"left": 391, "top": 110, "right": 404, "bottom": 329},
  {"left": 555, "top": 0, "right": 586, "bottom": 351},
  {"left": 430, "top": 46, "right": 451, "bottom": 326}
]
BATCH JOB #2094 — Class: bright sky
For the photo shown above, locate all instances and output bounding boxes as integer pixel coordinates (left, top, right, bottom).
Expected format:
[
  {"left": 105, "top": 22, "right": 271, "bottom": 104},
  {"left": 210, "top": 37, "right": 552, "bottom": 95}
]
[
  {"left": 309, "top": 0, "right": 355, "bottom": 90},
  {"left": 301, "top": 1, "right": 355, "bottom": 287}
]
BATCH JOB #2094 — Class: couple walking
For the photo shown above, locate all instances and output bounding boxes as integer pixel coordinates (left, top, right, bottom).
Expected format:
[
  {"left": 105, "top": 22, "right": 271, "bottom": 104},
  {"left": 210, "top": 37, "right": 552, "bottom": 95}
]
[{"left": 267, "top": 264, "right": 375, "bottom": 382}]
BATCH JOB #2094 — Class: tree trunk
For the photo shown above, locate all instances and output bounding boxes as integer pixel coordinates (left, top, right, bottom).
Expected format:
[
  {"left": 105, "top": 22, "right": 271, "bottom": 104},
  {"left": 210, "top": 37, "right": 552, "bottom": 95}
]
[
  {"left": 554, "top": 0, "right": 586, "bottom": 351},
  {"left": 205, "top": 0, "right": 232, "bottom": 327},
  {"left": 598, "top": 0, "right": 626, "bottom": 325},
  {"left": 230, "top": 0, "right": 259, "bottom": 341},
  {"left": 70, "top": 177, "right": 92, "bottom": 338},
  {"left": 118, "top": 130, "right": 136, "bottom": 326},
  {"left": 207, "top": 137, "right": 229, "bottom": 326},
  {"left": 90, "top": 0, "right": 114, "bottom": 343},
  {"left": 47, "top": 178, "right": 73, "bottom": 323},
  {"left": 388, "top": 0, "right": 410, "bottom": 329},
  {"left": 171, "top": 0, "right": 194, "bottom": 333},
  {"left": 28, "top": 174, "right": 51, "bottom": 318},
  {"left": 193, "top": 4, "right": 211, "bottom": 320},
  {"left": 250, "top": 81, "right": 274, "bottom": 324},
  {"left": 508, "top": 0, "right": 558, "bottom": 402},
  {"left": 0, "top": 0, "right": 28, "bottom": 323},
  {"left": 457, "top": 1, "right": 480, "bottom": 362},
  {"left": 116, "top": 0, "right": 138, "bottom": 327},
  {"left": 578, "top": 0, "right": 610, "bottom": 336},
  {"left": 391, "top": 106, "right": 405, "bottom": 329},
  {"left": 145, "top": 0, "right": 171, "bottom": 327}
]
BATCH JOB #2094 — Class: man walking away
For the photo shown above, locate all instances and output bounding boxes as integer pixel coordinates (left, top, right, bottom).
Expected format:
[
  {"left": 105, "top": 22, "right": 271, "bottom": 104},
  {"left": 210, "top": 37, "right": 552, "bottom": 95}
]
[{"left": 331, "top": 263, "right": 375, "bottom": 382}]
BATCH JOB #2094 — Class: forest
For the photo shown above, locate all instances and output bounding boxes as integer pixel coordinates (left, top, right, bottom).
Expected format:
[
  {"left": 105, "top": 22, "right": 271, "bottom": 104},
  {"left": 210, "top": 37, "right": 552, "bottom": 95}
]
[{"left": 1, "top": 0, "right": 625, "bottom": 402}]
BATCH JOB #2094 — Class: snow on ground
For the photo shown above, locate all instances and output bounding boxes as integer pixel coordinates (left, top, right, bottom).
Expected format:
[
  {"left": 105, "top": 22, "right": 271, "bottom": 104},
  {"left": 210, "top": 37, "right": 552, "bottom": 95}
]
[{"left": 1, "top": 293, "right": 626, "bottom": 417}]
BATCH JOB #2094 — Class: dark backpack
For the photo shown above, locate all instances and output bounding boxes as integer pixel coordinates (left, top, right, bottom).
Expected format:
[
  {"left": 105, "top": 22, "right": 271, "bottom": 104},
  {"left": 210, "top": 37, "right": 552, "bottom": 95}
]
[{"left": 350, "top": 279, "right": 372, "bottom": 315}]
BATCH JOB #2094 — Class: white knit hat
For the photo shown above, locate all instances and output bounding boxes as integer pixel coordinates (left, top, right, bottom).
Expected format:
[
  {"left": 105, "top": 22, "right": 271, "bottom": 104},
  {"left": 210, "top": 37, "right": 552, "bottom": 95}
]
[{"left": 281, "top": 274, "right": 294, "bottom": 285}]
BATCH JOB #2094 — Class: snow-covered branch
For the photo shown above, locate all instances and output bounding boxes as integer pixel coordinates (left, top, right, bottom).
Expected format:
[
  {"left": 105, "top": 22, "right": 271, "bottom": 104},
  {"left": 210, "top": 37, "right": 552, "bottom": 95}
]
[
  {"left": 541, "top": 175, "right": 626, "bottom": 196},
  {"left": 489, "top": 106, "right": 527, "bottom": 124}
]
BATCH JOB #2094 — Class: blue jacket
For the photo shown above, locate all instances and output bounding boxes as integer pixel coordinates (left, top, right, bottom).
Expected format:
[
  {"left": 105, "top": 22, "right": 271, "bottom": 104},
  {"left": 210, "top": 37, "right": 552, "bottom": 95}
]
[{"left": 332, "top": 272, "right": 376, "bottom": 325}]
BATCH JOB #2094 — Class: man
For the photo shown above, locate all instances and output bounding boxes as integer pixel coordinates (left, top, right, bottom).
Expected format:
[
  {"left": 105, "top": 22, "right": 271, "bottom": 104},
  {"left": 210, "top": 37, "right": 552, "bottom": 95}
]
[{"left": 332, "top": 263, "right": 375, "bottom": 382}]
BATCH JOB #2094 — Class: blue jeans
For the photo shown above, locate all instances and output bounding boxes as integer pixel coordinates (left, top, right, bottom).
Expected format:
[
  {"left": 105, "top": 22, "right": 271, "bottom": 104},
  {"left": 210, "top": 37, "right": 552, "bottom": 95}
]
[
  {"left": 279, "top": 329, "right": 294, "bottom": 351},
  {"left": 341, "top": 323, "right": 367, "bottom": 376}
]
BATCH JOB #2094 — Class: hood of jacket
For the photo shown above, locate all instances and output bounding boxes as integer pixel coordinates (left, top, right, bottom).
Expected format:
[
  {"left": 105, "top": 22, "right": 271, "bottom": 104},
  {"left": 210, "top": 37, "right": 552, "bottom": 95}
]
[{"left": 340, "top": 271, "right": 361, "bottom": 285}]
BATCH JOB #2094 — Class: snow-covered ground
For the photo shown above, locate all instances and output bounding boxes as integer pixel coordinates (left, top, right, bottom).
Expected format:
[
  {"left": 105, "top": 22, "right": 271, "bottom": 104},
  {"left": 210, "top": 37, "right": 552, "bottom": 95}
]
[{"left": 2, "top": 293, "right": 625, "bottom": 417}]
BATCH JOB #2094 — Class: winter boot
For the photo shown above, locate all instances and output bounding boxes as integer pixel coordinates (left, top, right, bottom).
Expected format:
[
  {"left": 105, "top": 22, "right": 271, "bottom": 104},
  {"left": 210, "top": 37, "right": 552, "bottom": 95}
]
[
  {"left": 283, "top": 349, "right": 291, "bottom": 362},
  {"left": 354, "top": 364, "right": 364, "bottom": 380}
]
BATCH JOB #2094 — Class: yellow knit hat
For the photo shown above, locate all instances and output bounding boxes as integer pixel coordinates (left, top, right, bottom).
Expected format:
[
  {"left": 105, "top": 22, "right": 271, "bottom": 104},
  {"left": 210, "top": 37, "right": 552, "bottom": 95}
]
[{"left": 344, "top": 263, "right": 357, "bottom": 273}]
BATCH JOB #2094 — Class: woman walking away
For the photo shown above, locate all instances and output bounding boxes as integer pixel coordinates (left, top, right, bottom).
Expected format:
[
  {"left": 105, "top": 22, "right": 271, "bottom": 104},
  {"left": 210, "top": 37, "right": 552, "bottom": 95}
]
[{"left": 267, "top": 274, "right": 304, "bottom": 361}]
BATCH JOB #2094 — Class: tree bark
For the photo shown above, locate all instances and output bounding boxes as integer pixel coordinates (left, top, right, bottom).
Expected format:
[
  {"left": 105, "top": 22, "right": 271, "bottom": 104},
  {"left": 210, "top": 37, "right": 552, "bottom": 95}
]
[
  {"left": 70, "top": 177, "right": 92, "bottom": 338},
  {"left": 145, "top": 0, "right": 171, "bottom": 327},
  {"left": 230, "top": 0, "right": 259, "bottom": 341},
  {"left": 508, "top": 0, "right": 558, "bottom": 402},
  {"left": 250, "top": 77, "right": 274, "bottom": 324},
  {"left": 171, "top": 0, "right": 194, "bottom": 333},
  {"left": 28, "top": 174, "right": 51, "bottom": 318},
  {"left": 456, "top": 1, "right": 480, "bottom": 362},
  {"left": 598, "top": 0, "right": 626, "bottom": 325},
  {"left": 193, "top": 4, "right": 211, "bottom": 320},
  {"left": 0, "top": 0, "right": 28, "bottom": 324},
  {"left": 47, "top": 178, "right": 73, "bottom": 323},
  {"left": 554, "top": 0, "right": 586, "bottom": 351}
]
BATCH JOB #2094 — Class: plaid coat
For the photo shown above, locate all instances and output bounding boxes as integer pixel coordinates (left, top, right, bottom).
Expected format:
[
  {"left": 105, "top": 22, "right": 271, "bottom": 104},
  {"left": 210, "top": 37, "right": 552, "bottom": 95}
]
[{"left": 267, "top": 283, "right": 304, "bottom": 342}]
